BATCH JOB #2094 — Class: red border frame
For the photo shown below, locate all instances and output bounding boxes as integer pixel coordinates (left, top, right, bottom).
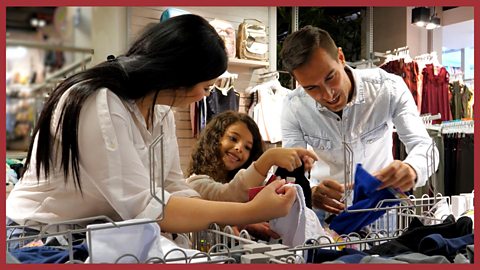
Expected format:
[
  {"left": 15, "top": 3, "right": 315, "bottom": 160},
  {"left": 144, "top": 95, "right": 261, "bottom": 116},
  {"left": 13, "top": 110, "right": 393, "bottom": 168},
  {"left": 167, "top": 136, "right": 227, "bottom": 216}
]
[{"left": 1, "top": 0, "right": 478, "bottom": 269}]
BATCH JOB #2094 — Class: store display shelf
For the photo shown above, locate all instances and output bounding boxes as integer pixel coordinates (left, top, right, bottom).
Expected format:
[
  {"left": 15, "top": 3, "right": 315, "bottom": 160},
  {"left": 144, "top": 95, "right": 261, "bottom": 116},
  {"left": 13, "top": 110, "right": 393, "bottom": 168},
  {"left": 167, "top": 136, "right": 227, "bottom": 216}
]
[{"left": 6, "top": 151, "right": 28, "bottom": 160}]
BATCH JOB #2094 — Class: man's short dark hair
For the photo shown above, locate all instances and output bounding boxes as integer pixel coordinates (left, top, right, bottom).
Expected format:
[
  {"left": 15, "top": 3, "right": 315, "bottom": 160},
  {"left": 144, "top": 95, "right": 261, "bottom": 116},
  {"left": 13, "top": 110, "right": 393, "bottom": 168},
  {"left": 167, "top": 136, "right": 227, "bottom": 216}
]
[{"left": 280, "top": 26, "right": 338, "bottom": 73}]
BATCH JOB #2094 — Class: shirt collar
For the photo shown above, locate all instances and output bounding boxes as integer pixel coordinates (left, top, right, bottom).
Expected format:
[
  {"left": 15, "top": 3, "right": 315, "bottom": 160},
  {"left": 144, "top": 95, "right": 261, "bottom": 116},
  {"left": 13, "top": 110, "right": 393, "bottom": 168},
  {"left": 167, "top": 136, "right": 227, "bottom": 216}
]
[
  {"left": 123, "top": 99, "right": 170, "bottom": 132},
  {"left": 345, "top": 65, "right": 366, "bottom": 106}
]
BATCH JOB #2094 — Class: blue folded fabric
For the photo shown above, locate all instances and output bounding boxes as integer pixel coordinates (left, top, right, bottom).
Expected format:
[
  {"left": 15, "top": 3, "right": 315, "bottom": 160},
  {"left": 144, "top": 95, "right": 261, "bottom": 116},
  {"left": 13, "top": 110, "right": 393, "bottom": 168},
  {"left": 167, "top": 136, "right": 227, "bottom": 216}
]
[
  {"left": 9, "top": 243, "right": 89, "bottom": 264},
  {"left": 329, "top": 164, "right": 401, "bottom": 235},
  {"left": 306, "top": 247, "right": 367, "bottom": 263},
  {"left": 336, "top": 254, "right": 366, "bottom": 263},
  {"left": 419, "top": 233, "right": 474, "bottom": 258}
]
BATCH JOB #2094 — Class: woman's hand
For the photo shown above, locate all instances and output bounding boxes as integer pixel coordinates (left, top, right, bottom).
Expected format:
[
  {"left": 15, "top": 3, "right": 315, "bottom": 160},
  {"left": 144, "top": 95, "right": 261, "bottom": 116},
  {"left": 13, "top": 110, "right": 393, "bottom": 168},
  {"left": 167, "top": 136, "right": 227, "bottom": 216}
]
[{"left": 247, "top": 179, "right": 296, "bottom": 222}]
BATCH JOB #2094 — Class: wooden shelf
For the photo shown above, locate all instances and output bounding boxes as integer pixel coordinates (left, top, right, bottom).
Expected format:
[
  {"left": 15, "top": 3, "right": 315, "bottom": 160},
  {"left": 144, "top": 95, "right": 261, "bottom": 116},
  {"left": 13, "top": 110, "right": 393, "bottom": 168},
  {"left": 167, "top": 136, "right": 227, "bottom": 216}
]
[
  {"left": 6, "top": 151, "right": 28, "bottom": 160},
  {"left": 228, "top": 58, "right": 269, "bottom": 68}
]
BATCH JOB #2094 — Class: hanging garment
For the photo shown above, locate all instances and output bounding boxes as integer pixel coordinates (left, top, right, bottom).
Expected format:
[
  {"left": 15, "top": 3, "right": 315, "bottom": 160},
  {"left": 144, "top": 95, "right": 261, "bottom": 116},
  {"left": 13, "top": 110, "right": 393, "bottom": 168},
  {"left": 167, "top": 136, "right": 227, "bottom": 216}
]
[
  {"left": 328, "top": 164, "right": 400, "bottom": 235},
  {"left": 206, "top": 86, "right": 239, "bottom": 122},
  {"left": 449, "top": 81, "right": 473, "bottom": 119},
  {"left": 381, "top": 58, "right": 421, "bottom": 110},
  {"left": 443, "top": 133, "right": 474, "bottom": 196},
  {"left": 420, "top": 64, "right": 452, "bottom": 123},
  {"left": 190, "top": 97, "right": 208, "bottom": 137},
  {"left": 252, "top": 81, "right": 289, "bottom": 143},
  {"left": 455, "top": 133, "right": 474, "bottom": 194}
]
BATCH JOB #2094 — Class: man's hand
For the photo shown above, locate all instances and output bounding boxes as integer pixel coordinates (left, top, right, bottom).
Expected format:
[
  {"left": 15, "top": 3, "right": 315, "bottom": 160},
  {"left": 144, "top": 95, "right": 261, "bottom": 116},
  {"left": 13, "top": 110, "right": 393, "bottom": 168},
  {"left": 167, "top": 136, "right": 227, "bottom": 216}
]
[
  {"left": 373, "top": 160, "right": 417, "bottom": 192},
  {"left": 311, "top": 179, "right": 346, "bottom": 214},
  {"left": 302, "top": 156, "right": 315, "bottom": 173}
]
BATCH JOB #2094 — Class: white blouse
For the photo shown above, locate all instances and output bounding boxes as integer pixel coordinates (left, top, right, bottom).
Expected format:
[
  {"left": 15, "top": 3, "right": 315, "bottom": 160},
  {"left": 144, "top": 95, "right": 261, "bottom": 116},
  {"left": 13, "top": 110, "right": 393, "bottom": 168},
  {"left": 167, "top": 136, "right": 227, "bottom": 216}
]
[{"left": 7, "top": 88, "right": 199, "bottom": 226}]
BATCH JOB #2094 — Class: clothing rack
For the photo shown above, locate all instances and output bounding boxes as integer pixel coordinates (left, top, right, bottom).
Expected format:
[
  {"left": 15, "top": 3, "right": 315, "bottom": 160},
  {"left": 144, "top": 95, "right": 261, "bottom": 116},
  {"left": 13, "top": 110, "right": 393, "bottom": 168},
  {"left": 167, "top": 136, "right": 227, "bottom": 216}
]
[
  {"left": 346, "top": 58, "right": 380, "bottom": 68},
  {"left": 440, "top": 120, "right": 474, "bottom": 134},
  {"left": 6, "top": 193, "right": 454, "bottom": 264},
  {"left": 376, "top": 46, "right": 413, "bottom": 65},
  {"left": 218, "top": 70, "right": 238, "bottom": 80},
  {"left": 414, "top": 51, "right": 441, "bottom": 67},
  {"left": 245, "top": 70, "right": 285, "bottom": 95},
  {"left": 6, "top": 123, "right": 471, "bottom": 265},
  {"left": 421, "top": 113, "right": 442, "bottom": 129},
  {"left": 375, "top": 46, "right": 409, "bottom": 57},
  {"left": 375, "top": 46, "right": 410, "bottom": 58},
  {"left": 258, "top": 70, "right": 279, "bottom": 80},
  {"left": 414, "top": 51, "right": 438, "bottom": 61}
]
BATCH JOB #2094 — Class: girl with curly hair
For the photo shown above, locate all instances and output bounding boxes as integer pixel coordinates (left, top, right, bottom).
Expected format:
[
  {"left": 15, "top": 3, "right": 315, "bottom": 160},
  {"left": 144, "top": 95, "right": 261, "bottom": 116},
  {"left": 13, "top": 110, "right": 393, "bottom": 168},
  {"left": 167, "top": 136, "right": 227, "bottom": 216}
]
[{"left": 187, "top": 111, "right": 318, "bottom": 239}]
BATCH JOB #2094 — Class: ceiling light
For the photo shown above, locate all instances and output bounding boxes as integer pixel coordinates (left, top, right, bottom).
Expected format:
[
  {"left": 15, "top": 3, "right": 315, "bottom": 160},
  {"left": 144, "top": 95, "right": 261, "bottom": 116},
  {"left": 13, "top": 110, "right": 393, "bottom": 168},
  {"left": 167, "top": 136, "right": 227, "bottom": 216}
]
[
  {"left": 412, "top": 7, "right": 441, "bottom": 30},
  {"left": 411, "top": 7, "right": 430, "bottom": 27},
  {"left": 30, "top": 18, "right": 39, "bottom": 27},
  {"left": 426, "top": 16, "right": 441, "bottom": 30}
]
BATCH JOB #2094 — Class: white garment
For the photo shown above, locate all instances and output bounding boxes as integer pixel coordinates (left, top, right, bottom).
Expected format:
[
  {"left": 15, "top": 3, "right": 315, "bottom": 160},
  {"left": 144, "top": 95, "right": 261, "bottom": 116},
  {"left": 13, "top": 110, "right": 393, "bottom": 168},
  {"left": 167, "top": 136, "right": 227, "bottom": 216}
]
[
  {"left": 87, "top": 219, "right": 211, "bottom": 264},
  {"left": 269, "top": 184, "right": 327, "bottom": 247},
  {"left": 7, "top": 88, "right": 199, "bottom": 226},
  {"left": 253, "top": 81, "right": 289, "bottom": 143}
]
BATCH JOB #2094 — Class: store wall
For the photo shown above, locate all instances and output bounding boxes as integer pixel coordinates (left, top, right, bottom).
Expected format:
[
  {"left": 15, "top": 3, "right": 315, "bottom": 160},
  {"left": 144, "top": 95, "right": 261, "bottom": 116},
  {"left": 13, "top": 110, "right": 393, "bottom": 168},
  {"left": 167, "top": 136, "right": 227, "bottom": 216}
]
[
  {"left": 91, "top": 7, "right": 128, "bottom": 65},
  {"left": 373, "top": 7, "right": 407, "bottom": 55},
  {"left": 72, "top": 7, "right": 93, "bottom": 63},
  {"left": 405, "top": 6, "right": 430, "bottom": 58}
]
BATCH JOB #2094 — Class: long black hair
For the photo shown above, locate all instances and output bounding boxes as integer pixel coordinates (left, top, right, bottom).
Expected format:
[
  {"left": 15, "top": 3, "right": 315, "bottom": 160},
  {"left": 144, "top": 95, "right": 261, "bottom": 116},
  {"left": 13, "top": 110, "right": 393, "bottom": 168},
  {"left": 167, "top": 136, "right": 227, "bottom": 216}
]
[{"left": 23, "top": 14, "right": 228, "bottom": 191}]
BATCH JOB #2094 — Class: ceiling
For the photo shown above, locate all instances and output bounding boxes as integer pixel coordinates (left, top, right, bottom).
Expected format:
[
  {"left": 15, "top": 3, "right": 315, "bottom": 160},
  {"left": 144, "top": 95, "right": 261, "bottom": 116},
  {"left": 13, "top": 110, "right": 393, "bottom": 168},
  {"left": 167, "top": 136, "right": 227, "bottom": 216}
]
[
  {"left": 6, "top": 7, "right": 56, "bottom": 32},
  {"left": 7, "top": 6, "right": 471, "bottom": 50}
]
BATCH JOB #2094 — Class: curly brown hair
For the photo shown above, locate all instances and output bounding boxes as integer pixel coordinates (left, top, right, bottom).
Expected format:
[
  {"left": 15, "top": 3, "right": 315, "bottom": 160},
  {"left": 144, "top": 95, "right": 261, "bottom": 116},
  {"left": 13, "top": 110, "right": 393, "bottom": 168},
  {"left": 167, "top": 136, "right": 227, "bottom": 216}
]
[{"left": 188, "top": 111, "right": 265, "bottom": 183}]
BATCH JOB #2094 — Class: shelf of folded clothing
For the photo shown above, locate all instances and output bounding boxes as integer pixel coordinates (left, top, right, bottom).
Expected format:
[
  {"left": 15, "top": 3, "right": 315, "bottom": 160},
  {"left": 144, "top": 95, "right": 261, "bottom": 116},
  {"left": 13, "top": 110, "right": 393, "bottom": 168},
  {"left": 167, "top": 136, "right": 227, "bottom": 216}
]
[{"left": 228, "top": 58, "right": 269, "bottom": 68}]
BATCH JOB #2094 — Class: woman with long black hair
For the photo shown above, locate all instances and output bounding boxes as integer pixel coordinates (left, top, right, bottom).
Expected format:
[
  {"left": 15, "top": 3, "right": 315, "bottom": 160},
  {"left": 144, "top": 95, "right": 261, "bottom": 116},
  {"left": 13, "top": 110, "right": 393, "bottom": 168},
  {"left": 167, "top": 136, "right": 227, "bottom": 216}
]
[{"left": 6, "top": 14, "right": 295, "bottom": 239}]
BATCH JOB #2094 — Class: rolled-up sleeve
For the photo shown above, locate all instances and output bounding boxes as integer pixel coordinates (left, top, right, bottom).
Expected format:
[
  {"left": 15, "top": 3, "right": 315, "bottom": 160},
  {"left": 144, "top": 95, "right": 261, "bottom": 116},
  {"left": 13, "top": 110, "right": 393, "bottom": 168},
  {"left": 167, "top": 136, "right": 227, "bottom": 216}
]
[{"left": 391, "top": 78, "right": 439, "bottom": 188}]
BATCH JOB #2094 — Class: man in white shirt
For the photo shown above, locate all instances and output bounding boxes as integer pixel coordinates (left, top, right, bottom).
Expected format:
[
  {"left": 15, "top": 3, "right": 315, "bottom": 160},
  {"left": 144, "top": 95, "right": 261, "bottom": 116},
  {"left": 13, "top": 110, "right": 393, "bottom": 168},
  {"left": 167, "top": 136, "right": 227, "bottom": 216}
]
[{"left": 280, "top": 26, "right": 438, "bottom": 215}]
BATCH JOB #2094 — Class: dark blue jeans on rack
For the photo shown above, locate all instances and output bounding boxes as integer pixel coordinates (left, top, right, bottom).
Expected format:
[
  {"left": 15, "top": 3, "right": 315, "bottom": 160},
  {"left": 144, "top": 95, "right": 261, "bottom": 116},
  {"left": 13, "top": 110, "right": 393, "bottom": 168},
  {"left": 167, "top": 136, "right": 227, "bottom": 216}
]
[
  {"left": 6, "top": 217, "right": 41, "bottom": 251},
  {"left": 6, "top": 217, "right": 86, "bottom": 251},
  {"left": 8, "top": 243, "right": 89, "bottom": 263}
]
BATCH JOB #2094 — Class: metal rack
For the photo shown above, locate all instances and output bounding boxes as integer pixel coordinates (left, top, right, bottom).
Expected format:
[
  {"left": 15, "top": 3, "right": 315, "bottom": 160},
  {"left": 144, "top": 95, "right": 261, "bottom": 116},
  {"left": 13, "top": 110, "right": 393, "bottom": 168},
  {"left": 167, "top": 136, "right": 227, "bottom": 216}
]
[
  {"left": 6, "top": 130, "right": 287, "bottom": 264},
  {"left": 6, "top": 123, "right": 462, "bottom": 264}
]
